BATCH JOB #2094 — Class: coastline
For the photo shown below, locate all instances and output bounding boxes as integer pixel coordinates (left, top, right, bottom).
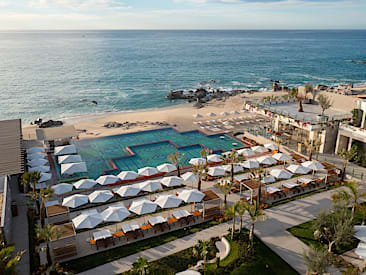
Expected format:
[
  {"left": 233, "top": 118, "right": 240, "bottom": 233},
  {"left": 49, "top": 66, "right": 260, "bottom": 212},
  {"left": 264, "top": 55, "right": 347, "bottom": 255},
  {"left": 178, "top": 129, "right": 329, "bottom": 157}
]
[{"left": 22, "top": 91, "right": 285, "bottom": 140}]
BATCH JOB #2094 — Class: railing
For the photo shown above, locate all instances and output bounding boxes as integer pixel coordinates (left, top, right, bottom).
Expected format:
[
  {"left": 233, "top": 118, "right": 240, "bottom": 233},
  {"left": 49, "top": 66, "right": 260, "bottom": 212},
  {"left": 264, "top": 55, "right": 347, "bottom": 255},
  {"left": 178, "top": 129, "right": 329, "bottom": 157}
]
[{"left": 339, "top": 122, "right": 366, "bottom": 136}]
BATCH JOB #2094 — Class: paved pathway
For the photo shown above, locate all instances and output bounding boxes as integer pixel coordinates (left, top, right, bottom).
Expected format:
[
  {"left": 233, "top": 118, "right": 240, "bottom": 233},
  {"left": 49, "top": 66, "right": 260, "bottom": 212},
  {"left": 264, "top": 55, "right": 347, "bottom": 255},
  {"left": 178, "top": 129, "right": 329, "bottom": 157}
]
[{"left": 79, "top": 188, "right": 339, "bottom": 275}]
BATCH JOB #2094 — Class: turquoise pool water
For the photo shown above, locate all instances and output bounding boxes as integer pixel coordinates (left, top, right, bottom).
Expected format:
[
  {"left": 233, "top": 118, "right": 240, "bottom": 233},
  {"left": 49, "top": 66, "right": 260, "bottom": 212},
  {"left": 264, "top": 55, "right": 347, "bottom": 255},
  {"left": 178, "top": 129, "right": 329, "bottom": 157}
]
[{"left": 72, "top": 128, "right": 244, "bottom": 179}]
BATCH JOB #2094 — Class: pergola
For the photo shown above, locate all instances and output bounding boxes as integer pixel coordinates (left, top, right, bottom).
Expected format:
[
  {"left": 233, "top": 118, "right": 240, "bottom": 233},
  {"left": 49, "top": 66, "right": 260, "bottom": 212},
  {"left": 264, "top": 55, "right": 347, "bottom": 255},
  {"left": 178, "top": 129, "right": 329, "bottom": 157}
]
[
  {"left": 201, "top": 190, "right": 222, "bottom": 219},
  {"left": 239, "top": 179, "right": 265, "bottom": 203},
  {"left": 46, "top": 204, "right": 70, "bottom": 225},
  {"left": 49, "top": 222, "right": 77, "bottom": 261},
  {"left": 36, "top": 125, "right": 78, "bottom": 150}
]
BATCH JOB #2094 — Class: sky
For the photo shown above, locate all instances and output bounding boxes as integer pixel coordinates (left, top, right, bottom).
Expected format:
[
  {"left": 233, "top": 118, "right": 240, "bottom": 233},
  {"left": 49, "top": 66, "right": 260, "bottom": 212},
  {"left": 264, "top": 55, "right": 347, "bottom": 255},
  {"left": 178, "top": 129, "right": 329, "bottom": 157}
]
[{"left": 0, "top": 0, "right": 365, "bottom": 30}]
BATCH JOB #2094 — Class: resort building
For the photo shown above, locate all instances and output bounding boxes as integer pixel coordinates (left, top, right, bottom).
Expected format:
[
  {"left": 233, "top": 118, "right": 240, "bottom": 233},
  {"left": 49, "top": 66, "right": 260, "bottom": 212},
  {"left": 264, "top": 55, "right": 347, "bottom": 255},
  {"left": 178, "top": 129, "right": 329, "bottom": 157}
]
[
  {"left": 336, "top": 99, "right": 366, "bottom": 153},
  {"left": 36, "top": 125, "right": 78, "bottom": 151},
  {"left": 245, "top": 99, "right": 350, "bottom": 155}
]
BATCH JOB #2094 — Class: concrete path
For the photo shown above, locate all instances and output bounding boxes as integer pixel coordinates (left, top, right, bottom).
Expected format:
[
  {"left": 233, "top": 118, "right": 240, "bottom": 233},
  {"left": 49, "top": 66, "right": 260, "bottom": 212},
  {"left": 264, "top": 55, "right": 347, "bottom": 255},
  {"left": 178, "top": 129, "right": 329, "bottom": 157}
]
[
  {"left": 11, "top": 178, "right": 31, "bottom": 275},
  {"left": 78, "top": 188, "right": 339, "bottom": 275}
]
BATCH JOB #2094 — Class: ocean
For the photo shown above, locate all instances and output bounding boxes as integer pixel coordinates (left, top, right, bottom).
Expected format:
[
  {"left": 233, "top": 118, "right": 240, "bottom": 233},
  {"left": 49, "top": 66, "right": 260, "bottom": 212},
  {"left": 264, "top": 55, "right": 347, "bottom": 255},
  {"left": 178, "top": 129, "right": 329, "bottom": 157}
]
[{"left": 0, "top": 30, "right": 365, "bottom": 122}]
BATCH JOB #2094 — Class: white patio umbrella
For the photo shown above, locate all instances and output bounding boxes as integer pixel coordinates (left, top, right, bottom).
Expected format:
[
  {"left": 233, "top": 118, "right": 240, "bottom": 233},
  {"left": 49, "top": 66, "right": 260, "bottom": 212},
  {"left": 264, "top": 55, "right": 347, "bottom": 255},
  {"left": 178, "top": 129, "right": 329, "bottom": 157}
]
[
  {"left": 237, "top": 148, "right": 255, "bottom": 157},
  {"left": 270, "top": 169, "right": 293, "bottom": 179},
  {"left": 220, "top": 112, "right": 230, "bottom": 116},
  {"left": 241, "top": 160, "right": 260, "bottom": 169},
  {"left": 115, "top": 185, "right": 141, "bottom": 197},
  {"left": 89, "top": 190, "right": 114, "bottom": 203},
  {"left": 178, "top": 189, "right": 205, "bottom": 203},
  {"left": 206, "top": 112, "right": 216, "bottom": 117},
  {"left": 62, "top": 194, "right": 88, "bottom": 208},
  {"left": 27, "top": 152, "right": 46, "bottom": 160},
  {"left": 101, "top": 205, "right": 130, "bottom": 222},
  {"left": 264, "top": 143, "right": 278, "bottom": 151},
  {"left": 301, "top": 161, "right": 325, "bottom": 171},
  {"left": 261, "top": 175, "right": 276, "bottom": 184},
  {"left": 73, "top": 179, "right": 97, "bottom": 189},
  {"left": 28, "top": 158, "right": 48, "bottom": 167},
  {"left": 58, "top": 154, "right": 82, "bottom": 164},
  {"left": 39, "top": 172, "right": 52, "bottom": 182},
  {"left": 272, "top": 153, "right": 292, "bottom": 162},
  {"left": 286, "top": 165, "right": 310, "bottom": 175},
  {"left": 355, "top": 243, "right": 366, "bottom": 260},
  {"left": 52, "top": 183, "right": 73, "bottom": 195},
  {"left": 207, "top": 167, "right": 226, "bottom": 177},
  {"left": 251, "top": 146, "right": 268, "bottom": 153},
  {"left": 221, "top": 164, "right": 244, "bottom": 173},
  {"left": 61, "top": 162, "right": 87, "bottom": 175},
  {"left": 256, "top": 156, "right": 277, "bottom": 165},
  {"left": 189, "top": 158, "right": 206, "bottom": 166},
  {"left": 129, "top": 199, "right": 157, "bottom": 215},
  {"left": 72, "top": 212, "right": 103, "bottom": 229},
  {"left": 54, "top": 144, "right": 77, "bottom": 156},
  {"left": 230, "top": 110, "right": 240, "bottom": 115},
  {"left": 117, "top": 171, "right": 138, "bottom": 181},
  {"left": 161, "top": 176, "right": 184, "bottom": 187},
  {"left": 27, "top": 147, "right": 44, "bottom": 154},
  {"left": 138, "top": 166, "right": 159, "bottom": 176},
  {"left": 140, "top": 180, "right": 162, "bottom": 192},
  {"left": 96, "top": 175, "right": 120, "bottom": 185},
  {"left": 193, "top": 114, "right": 202, "bottom": 118},
  {"left": 207, "top": 154, "right": 222, "bottom": 163},
  {"left": 155, "top": 195, "right": 183, "bottom": 209},
  {"left": 157, "top": 163, "right": 176, "bottom": 173},
  {"left": 28, "top": 165, "right": 50, "bottom": 173},
  {"left": 181, "top": 172, "right": 198, "bottom": 183}
]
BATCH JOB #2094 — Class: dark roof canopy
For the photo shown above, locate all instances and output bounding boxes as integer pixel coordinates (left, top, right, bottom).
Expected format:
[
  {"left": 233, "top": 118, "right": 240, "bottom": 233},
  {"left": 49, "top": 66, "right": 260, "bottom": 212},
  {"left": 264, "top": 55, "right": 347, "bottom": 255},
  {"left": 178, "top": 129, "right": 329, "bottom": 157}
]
[{"left": 0, "top": 119, "right": 24, "bottom": 176}]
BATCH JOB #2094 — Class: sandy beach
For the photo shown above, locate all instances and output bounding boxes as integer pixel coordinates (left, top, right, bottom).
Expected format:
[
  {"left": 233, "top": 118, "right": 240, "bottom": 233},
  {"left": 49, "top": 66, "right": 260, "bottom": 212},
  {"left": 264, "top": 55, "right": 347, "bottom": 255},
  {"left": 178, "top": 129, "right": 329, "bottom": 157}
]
[{"left": 22, "top": 91, "right": 285, "bottom": 140}]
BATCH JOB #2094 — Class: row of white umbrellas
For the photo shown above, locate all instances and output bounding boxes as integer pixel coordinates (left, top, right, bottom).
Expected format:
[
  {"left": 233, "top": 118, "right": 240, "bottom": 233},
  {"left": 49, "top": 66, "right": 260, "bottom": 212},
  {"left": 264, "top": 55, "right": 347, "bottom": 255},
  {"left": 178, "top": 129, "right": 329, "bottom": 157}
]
[
  {"left": 193, "top": 110, "right": 245, "bottom": 118},
  {"left": 65, "top": 188, "right": 205, "bottom": 209}
]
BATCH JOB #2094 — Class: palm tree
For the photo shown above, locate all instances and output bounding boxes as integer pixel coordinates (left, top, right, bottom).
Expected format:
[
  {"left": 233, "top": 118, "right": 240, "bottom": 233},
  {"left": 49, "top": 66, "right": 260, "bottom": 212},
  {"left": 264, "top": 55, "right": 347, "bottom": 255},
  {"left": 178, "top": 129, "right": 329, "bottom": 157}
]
[
  {"left": 192, "top": 163, "right": 206, "bottom": 191},
  {"left": 132, "top": 257, "right": 149, "bottom": 275},
  {"left": 192, "top": 240, "right": 210, "bottom": 271},
  {"left": 337, "top": 147, "right": 358, "bottom": 181},
  {"left": 35, "top": 224, "right": 61, "bottom": 267},
  {"left": 304, "top": 138, "right": 322, "bottom": 161},
  {"left": 39, "top": 187, "right": 54, "bottom": 226},
  {"left": 167, "top": 151, "right": 184, "bottom": 177},
  {"left": 236, "top": 201, "right": 247, "bottom": 234},
  {"left": 0, "top": 244, "right": 25, "bottom": 275},
  {"left": 21, "top": 171, "right": 41, "bottom": 193},
  {"left": 243, "top": 200, "right": 267, "bottom": 241},
  {"left": 222, "top": 151, "right": 242, "bottom": 185},
  {"left": 200, "top": 148, "right": 212, "bottom": 165},
  {"left": 216, "top": 179, "right": 231, "bottom": 208},
  {"left": 250, "top": 167, "right": 266, "bottom": 205},
  {"left": 225, "top": 202, "right": 240, "bottom": 240},
  {"left": 275, "top": 136, "right": 282, "bottom": 153},
  {"left": 331, "top": 180, "right": 366, "bottom": 215}
]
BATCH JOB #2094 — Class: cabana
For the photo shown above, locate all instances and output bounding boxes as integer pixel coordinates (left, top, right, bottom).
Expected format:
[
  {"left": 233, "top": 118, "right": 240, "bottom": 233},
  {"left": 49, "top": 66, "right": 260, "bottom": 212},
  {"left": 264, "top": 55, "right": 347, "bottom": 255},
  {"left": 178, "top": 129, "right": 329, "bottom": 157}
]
[
  {"left": 115, "top": 185, "right": 141, "bottom": 197},
  {"left": 52, "top": 183, "right": 73, "bottom": 195},
  {"left": 58, "top": 154, "right": 82, "bottom": 164},
  {"left": 61, "top": 162, "right": 87, "bottom": 176},
  {"left": 46, "top": 204, "right": 70, "bottom": 225},
  {"left": 96, "top": 175, "right": 119, "bottom": 186},
  {"left": 118, "top": 171, "right": 138, "bottom": 181},
  {"left": 200, "top": 190, "right": 222, "bottom": 219},
  {"left": 88, "top": 190, "right": 113, "bottom": 203},
  {"left": 157, "top": 163, "right": 176, "bottom": 173},
  {"left": 49, "top": 222, "right": 77, "bottom": 261},
  {"left": 238, "top": 179, "right": 265, "bottom": 202},
  {"left": 161, "top": 176, "right": 183, "bottom": 187},
  {"left": 207, "top": 154, "right": 222, "bottom": 163},
  {"left": 138, "top": 166, "right": 159, "bottom": 176},
  {"left": 73, "top": 179, "right": 97, "bottom": 189},
  {"left": 54, "top": 145, "right": 77, "bottom": 156}
]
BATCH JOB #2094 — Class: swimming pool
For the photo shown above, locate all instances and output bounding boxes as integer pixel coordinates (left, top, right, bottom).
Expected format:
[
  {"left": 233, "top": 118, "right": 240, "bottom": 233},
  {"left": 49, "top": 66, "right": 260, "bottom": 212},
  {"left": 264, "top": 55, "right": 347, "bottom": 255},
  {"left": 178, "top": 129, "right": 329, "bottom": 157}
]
[{"left": 72, "top": 128, "right": 245, "bottom": 179}]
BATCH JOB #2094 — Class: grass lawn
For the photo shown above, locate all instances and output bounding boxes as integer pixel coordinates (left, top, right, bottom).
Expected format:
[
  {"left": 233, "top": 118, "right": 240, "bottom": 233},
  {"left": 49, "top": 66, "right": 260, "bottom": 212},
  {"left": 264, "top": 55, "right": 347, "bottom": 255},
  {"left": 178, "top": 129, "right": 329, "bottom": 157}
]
[
  {"left": 62, "top": 220, "right": 219, "bottom": 273},
  {"left": 287, "top": 206, "right": 364, "bottom": 254}
]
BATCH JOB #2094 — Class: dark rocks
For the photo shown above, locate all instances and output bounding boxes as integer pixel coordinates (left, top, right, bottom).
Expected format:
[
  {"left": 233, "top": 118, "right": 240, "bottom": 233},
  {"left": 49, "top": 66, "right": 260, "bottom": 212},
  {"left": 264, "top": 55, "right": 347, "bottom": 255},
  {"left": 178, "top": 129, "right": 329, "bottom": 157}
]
[
  {"left": 39, "top": 120, "right": 63, "bottom": 128},
  {"left": 103, "top": 121, "right": 170, "bottom": 129},
  {"left": 91, "top": 100, "right": 98, "bottom": 105}
]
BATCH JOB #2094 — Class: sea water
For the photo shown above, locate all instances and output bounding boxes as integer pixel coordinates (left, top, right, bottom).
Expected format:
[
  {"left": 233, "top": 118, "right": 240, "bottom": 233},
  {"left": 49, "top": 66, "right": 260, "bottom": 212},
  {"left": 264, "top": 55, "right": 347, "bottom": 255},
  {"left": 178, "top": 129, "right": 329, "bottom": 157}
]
[{"left": 0, "top": 30, "right": 365, "bottom": 122}]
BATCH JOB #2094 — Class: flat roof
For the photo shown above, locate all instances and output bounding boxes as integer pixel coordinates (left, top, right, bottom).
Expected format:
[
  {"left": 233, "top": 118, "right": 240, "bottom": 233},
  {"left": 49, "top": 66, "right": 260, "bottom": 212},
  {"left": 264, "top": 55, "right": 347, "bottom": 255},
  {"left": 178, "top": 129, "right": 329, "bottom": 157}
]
[
  {"left": 0, "top": 119, "right": 24, "bottom": 176},
  {"left": 46, "top": 204, "right": 69, "bottom": 217},
  {"left": 36, "top": 125, "right": 78, "bottom": 141},
  {"left": 257, "top": 102, "right": 350, "bottom": 124},
  {"left": 51, "top": 222, "right": 76, "bottom": 241}
]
